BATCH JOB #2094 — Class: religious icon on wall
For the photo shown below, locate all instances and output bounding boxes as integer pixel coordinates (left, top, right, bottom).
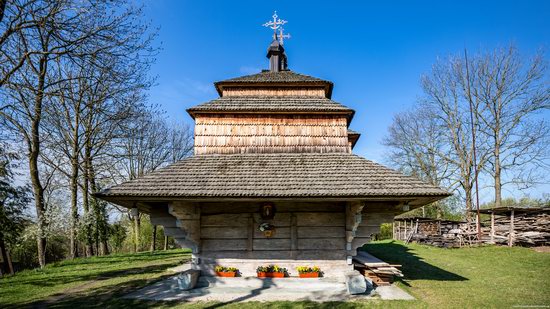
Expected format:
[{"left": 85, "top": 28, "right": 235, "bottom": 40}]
[{"left": 260, "top": 202, "right": 275, "bottom": 220}]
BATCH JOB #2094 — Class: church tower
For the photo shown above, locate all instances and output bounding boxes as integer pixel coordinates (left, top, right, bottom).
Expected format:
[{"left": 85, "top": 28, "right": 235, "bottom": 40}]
[{"left": 97, "top": 12, "right": 449, "bottom": 281}]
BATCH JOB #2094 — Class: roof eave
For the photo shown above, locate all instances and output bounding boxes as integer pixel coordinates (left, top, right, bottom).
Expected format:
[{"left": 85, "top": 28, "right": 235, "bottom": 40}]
[
  {"left": 96, "top": 193, "right": 451, "bottom": 211},
  {"left": 186, "top": 109, "right": 355, "bottom": 120}
]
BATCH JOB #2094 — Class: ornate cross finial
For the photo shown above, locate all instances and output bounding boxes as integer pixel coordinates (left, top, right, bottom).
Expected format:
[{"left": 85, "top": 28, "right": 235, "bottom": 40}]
[
  {"left": 278, "top": 27, "right": 291, "bottom": 45},
  {"left": 262, "top": 11, "right": 287, "bottom": 40}
]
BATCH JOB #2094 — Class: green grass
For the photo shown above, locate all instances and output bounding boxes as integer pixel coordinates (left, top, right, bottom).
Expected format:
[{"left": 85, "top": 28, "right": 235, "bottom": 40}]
[
  {"left": 1, "top": 241, "right": 549, "bottom": 308},
  {"left": 0, "top": 249, "right": 191, "bottom": 308},
  {"left": 365, "top": 240, "right": 550, "bottom": 308}
]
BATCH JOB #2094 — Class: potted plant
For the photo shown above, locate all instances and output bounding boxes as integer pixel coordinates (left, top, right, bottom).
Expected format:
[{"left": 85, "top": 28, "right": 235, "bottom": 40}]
[
  {"left": 215, "top": 266, "right": 239, "bottom": 277},
  {"left": 297, "top": 266, "right": 322, "bottom": 278},
  {"left": 256, "top": 264, "right": 287, "bottom": 278}
]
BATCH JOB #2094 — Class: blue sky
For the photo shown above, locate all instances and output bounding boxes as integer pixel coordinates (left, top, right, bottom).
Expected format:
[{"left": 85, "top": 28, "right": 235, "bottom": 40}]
[{"left": 142, "top": 0, "right": 549, "bottom": 202}]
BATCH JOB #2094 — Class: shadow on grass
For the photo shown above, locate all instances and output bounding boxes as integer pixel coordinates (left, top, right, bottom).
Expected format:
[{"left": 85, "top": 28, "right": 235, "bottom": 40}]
[
  {"left": 27, "top": 275, "right": 176, "bottom": 309},
  {"left": 363, "top": 241, "right": 467, "bottom": 282},
  {"left": 49, "top": 250, "right": 189, "bottom": 267},
  {"left": 9, "top": 259, "right": 188, "bottom": 287},
  {"left": 1, "top": 259, "right": 189, "bottom": 308}
]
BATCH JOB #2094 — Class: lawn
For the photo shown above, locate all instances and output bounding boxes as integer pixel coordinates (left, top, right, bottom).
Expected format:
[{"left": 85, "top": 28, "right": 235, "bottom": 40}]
[
  {"left": 1, "top": 241, "right": 549, "bottom": 308},
  {"left": 0, "top": 249, "right": 191, "bottom": 308}
]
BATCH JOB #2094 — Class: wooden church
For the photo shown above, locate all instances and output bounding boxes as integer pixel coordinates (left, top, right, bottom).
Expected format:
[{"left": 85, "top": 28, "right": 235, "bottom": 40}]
[{"left": 96, "top": 18, "right": 450, "bottom": 279}]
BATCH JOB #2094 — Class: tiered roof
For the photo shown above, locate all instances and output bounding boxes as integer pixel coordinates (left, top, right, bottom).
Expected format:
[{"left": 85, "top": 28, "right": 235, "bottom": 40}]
[
  {"left": 97, "top": 40, "right": 450, "bottom": 207},
  {"left": 187, "top": 97, "right": 353, "bottom": 117},
  {"left": 97, "top": 153, "right": 450, "bottom": 204},
  {"left": 214, "top": 70, "right": 334, "bottom": 98}
]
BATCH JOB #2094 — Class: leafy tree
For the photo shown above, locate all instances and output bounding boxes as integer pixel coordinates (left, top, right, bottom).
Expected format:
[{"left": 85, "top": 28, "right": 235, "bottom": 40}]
[{"left": 0, "top": 144, "right": 30, "bottom": 275}]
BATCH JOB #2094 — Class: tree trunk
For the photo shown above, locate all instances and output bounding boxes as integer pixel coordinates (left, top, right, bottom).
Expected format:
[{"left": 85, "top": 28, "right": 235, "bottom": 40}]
[
  {"left": 6, "top": 247, "right": 13, "bottom": 275},
  {"left": 494, "top": 142, "right": 502, "bottom": 208},
  {"left": 164, "top": 235, "right": 168, "bottom": 250},
  {"left": 133, "top": 213, "right": 140, "bottom": 252},
  {"left": 150, "top": 225, "right": 157, "bottom": 252},
  {"left": 81, "top": 176, "right": 93, "bottom": 257},
  {"left": 29, "top": 55, "right": 48, "bottom": 268},
  {"left": 0, "top": 230, "right": 13, "bottom": 276},
  {"left": 100, "top": 240, "right": 109, "bottom": 256},
  {"left": 87, "top": 154, "right": 109, "bottom": 256},
  {"left": 68, "top": 106, "right": 81, "bottom": 259},
  {"left": 464, "top": 186, "right": 473, "bottom": 223},
  {"left": 69, "top": 144, "right": 79, "bottom": 259}
]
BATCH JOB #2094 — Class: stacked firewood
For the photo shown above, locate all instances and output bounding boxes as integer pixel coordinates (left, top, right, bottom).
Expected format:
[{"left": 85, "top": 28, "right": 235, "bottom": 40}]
[
  {"left": 353, "top": 251, "right": 403, "bottom": 286},
  {"left": 480, "top": 212, "right": 550, "bottom": 246},
  {"left": 409, "top": 233, "right": 463, "bottom": 248},
  {"left": 410, "top": 220, "right": 469, "bottom": 248}
]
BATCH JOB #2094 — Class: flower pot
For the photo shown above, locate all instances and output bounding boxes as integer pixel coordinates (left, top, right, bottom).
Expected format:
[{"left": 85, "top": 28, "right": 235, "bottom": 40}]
[
  {"left": 299, "top": 272, "right": 320, "bottom": 278},
  {"left": 257, "top": 271, "right": 285, "bottom": 278},
  {"left": 216, "top": 271, "right": 236, "bottom": 277}
]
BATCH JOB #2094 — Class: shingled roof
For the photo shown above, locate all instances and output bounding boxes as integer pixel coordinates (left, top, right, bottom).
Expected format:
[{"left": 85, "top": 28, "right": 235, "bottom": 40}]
[
  {"left": 187, "top": 97, "right": 354, "bottom": 118},
  {"left": 218, "top": 70, "right": 330, "bottom": 83},
  {"left": 214, "top": 70, "right": 334, "bottom": 97},
  {"left": 96, "top": 153, "right": 450, "bottom": 206}
]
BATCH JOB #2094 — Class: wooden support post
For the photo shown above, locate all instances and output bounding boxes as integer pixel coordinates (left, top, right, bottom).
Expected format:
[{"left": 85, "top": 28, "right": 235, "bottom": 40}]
[
  {"left": 508, "top": 210, "right": 515, "bottom": 247},
  {"left": 404, "top": 220, "right": 408, "bottom": 241},
  {"left": 392, "top": 221, "right": 395, "bottom": 240},
  {"left": 345, "top": 201, "right": 365, "bottom": 257},
  {"left": 398, "top": 221, "right": 401, "bottom": 240},
  {"left": 290, "top": 213, "right": 297, "bottom": 251},
  {"left": 491, "top": 211, "right": 495, "bottom": 244},
  {"left": 247, "top": 215, "right": 254, "bottom": 251}
]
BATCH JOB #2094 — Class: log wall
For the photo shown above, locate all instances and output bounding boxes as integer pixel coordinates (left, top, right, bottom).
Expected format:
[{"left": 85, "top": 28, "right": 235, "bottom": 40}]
[
  {"left": 168, "top": 201, "right": 399, "bottom": 278},
  {"left": 194, "top": 114, "right": 350, "bottom": 155},
  {"left": 197, "top": 201, "right": 350, "bottom": 277}
]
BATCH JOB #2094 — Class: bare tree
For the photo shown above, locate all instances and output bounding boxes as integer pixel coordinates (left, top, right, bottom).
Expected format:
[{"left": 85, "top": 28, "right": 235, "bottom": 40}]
[
  {"left": 420, "top": 55, "right": 491, "bottom": 221},
  {"left": 385, "top": 46, "right": 549, "bottom": 221},
  {"left": 472, "top": 46, "right": 549, "bottom": 208},
  {"left": 115, "top": 109, "right": 193, "bottom": 252},
  {"left": 0, "top": 0, "right": 46, "bottom": 88},
  {"left": 384, "top": 106, "right": 456, "bottom": 217},
  {"left": 41, "top": 60, "right": 92, "bottom": 258},
  {"left": 0, "top": 0, "right": 156, "bottom": 266},
  {"left": 384, "top": 55, "right": 490, "bottom": 221}
]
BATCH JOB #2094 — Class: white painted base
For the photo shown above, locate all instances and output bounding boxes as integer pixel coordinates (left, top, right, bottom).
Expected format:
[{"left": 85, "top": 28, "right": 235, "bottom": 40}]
[{"left": 200, "top": 258, "right": 352, "bottom": 280}]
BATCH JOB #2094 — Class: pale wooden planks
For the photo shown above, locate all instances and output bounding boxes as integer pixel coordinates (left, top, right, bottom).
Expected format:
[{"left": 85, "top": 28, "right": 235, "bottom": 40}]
[
  {"left": 222, "top": 88, "right": 326, "bottom": 97},
  {"left": 194, "top": 114, "right": 349, "bottom": 155}
]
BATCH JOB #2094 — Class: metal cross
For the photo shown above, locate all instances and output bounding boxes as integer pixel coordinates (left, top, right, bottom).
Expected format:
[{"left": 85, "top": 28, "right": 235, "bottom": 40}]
[
  {"left": 278, "top": 27, "right": 291, "bottom": 45},
  {"left": 262, "top": 11, "right": 287, "bottom": 40}
]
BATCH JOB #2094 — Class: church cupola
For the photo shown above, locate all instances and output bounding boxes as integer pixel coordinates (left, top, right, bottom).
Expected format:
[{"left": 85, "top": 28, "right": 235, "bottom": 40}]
[
  {"left": 267, "top": 39, "right": 287, "bottom": 72},
  {"left": 263, "top": 11, "right": 290, "bottom": 72}
]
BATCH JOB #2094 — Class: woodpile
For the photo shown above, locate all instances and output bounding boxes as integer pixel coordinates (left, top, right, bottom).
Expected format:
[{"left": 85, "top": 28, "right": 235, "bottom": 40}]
[
  {"left": 480, "top": 211, "right": 550, "bottom": 246},
  {"left": 353, "top": 251, "right": 403, "bottom": 286},
  {"left": 408, "top": 233, "right": 462, "bottom": 248},
  {"left": 394, "top": 217, "right": 469, "bottom": 248}
]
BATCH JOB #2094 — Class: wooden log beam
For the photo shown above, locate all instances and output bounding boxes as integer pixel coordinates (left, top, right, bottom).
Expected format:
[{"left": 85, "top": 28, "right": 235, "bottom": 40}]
[
  {"left": 508, "top": 210, "right": 515, "bottom": 247},
  {"left": 491, "top": 211, "right": 495, "bottom": 244},
  {"left": 345, "top": 201, "right": 365, "bottom": 259}
]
